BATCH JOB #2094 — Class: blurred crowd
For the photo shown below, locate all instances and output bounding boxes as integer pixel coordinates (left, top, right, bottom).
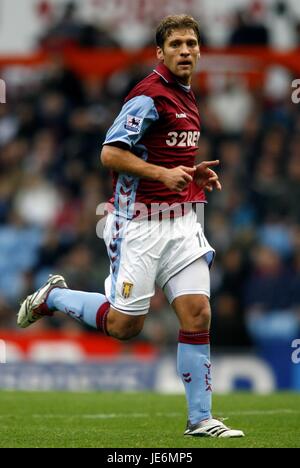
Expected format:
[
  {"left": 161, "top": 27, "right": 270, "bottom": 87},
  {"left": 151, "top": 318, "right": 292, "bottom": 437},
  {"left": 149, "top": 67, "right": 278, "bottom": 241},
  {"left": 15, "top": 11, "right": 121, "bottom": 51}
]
[
  {"left": 1, "top": 30, "right": 300, "bottom": 350},
  {"left": 36, "top": 1, "right": 300, "bottom": 50}
]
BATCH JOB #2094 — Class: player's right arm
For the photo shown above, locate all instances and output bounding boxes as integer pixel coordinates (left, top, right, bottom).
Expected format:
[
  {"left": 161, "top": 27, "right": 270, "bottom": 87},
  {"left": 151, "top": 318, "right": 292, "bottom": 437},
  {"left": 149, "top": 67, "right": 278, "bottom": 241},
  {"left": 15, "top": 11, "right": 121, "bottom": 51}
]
[
  {"left": 101, "top": 144, "right": 195, "bottom": 192},
  {"left": 101, "top": 94, "right": 194, "bottom": 192}
]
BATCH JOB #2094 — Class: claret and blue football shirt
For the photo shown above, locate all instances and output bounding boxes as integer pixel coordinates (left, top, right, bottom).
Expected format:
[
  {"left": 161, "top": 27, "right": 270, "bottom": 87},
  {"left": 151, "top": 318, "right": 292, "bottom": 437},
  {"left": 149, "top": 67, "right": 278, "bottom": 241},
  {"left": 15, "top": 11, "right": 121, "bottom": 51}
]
[{"left": 103, "top": 62, "right": 205, "bottom": 219}]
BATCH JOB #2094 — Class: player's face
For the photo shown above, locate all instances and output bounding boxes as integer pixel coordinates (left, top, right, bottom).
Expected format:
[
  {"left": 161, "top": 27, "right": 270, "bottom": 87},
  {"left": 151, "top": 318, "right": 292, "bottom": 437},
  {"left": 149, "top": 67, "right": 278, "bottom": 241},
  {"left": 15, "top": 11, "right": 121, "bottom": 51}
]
[{"left": 157, "top": 29, "right": 200, "bottom": 85}]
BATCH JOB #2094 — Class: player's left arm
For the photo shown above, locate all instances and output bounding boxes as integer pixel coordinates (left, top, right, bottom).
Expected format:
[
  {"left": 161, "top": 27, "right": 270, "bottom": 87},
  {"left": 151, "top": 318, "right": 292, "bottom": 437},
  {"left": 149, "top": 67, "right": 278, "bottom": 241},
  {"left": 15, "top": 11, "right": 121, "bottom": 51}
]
[{"left": 193, "top": 160, "right": 222, "bottom": 192}]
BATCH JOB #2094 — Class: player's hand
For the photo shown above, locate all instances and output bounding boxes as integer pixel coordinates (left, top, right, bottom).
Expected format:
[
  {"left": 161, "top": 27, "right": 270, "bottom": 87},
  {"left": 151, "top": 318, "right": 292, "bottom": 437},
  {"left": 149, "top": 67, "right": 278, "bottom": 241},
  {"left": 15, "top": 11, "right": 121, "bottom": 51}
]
[
  {"left": 194, "top": 160, "right": 222, "bottom": 192},
  {"left": 159, "top": 166, "right": 196, "bottom": 192}
]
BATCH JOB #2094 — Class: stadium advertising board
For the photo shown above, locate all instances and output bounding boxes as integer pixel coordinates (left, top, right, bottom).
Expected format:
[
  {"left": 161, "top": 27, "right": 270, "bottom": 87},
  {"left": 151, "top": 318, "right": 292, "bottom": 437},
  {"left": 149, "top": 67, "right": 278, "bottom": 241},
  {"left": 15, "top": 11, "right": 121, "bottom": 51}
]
[{"left": 0, "top": 332, "right": 299, "bottom": 392}]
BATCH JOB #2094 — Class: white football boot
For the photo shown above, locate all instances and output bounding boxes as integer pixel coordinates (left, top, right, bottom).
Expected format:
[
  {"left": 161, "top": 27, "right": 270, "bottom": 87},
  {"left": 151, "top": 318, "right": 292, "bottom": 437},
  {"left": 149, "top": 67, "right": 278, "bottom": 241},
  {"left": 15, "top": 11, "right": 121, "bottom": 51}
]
[
  {"left": 17, "top": 274, "right": 68, "bottom": 328},
  {"left": 184, "top": 418, "right": 245, "bottom": 438}
]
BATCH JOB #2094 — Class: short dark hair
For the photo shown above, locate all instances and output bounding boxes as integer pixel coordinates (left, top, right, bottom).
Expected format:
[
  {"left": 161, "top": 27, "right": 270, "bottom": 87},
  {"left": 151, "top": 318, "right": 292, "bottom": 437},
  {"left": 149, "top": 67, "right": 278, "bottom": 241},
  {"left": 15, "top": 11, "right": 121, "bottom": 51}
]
[{"left": 155, "top": 14, "right": 200, "bottom": 48}]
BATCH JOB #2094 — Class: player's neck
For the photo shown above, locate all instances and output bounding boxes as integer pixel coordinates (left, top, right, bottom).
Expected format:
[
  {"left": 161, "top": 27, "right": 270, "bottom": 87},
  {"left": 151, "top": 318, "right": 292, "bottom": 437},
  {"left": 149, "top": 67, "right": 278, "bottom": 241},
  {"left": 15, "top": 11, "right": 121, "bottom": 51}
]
[
  {"left": 177, "top": 81, "right": 191, "bottom": 92},
  {"left": 177, "top": 76, "right": 191, "bottom": 85}
]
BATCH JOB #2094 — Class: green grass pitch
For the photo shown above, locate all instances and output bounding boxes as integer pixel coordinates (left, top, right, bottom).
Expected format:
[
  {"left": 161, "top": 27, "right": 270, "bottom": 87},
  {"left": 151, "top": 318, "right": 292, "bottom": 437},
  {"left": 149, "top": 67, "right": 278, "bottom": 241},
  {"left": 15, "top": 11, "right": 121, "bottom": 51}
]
[{"left": 0, "top": 391, "right": 299, "bottom": 448}]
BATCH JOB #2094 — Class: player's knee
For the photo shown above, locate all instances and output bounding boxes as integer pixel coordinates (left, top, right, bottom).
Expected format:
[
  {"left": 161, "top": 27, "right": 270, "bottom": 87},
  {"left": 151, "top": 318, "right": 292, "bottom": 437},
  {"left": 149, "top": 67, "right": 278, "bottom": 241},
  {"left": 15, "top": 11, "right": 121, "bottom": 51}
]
[
  {"left": 106, "top": 313, "right": 144, "bottom": 341},
  {"left": 110, "top": 328, "right": 141, "bottom": 341},
  {"left": 183, "top": 297, "right": 211, "bottom": 330},
  {"left": 110, "top": 325, "right": 143, "bottom": 341},
  {"left": 197, "top": 305, "right": 211, "bottom": 330}
]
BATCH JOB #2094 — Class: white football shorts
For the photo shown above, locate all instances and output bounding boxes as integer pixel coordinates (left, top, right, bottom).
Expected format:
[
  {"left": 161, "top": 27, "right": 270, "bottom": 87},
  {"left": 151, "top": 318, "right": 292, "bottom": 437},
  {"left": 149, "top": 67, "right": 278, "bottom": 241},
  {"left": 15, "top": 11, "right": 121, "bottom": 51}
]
[{"left": 103, "top": 208, "right": 215, "bottom": 315}]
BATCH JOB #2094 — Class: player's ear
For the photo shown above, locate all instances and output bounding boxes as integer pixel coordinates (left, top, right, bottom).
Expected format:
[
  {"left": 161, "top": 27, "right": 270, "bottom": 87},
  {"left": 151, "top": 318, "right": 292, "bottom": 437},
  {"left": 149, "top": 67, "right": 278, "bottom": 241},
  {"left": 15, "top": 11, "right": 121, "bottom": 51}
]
[{"left": 156, "top": 47, "right": 164, "bottom": 61}]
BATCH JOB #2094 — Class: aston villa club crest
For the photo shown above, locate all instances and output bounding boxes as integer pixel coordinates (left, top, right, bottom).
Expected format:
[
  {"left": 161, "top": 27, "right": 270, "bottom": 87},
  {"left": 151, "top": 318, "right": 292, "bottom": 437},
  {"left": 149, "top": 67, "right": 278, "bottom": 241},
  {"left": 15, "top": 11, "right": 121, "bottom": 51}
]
[{"left": 122, "top": 281, "right": 134, "bottom": 299}]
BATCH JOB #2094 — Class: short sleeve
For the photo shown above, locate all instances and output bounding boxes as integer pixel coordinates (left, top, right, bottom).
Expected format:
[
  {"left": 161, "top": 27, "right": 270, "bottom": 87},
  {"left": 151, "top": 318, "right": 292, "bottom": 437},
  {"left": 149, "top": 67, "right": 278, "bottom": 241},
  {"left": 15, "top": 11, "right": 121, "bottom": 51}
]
[{"left": 103, "top": 95, "right": 159, "bottom": 148}]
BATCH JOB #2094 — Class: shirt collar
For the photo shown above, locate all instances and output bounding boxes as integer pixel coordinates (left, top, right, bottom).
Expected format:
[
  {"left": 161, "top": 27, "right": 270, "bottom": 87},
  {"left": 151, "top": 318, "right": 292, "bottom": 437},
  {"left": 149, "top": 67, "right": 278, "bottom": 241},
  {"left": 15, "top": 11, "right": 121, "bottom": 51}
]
[
  {"left": 153, "top": 62, "right": 178, "bottom": 85},
  {"left": 153, "top": 62, "right": 191, "bottom": 92}
]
